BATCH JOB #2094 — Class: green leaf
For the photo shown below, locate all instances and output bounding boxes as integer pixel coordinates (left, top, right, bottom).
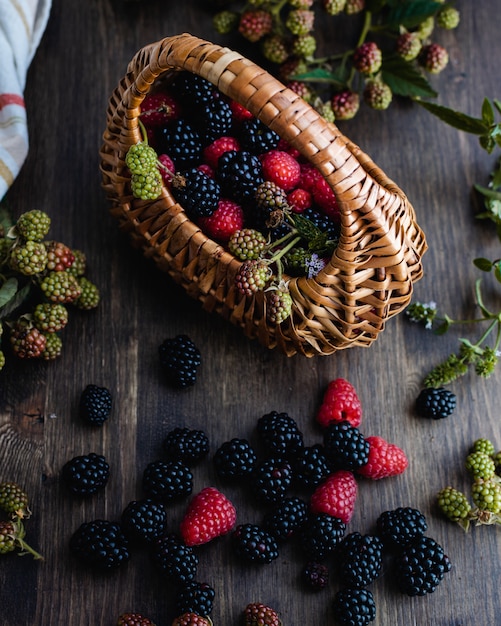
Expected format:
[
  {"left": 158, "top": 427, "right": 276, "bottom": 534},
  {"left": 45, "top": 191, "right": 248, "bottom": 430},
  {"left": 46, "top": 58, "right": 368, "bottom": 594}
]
[
  {"left": 381, "top": 54, "right": 437, "bottom": 98},
  {"left": 493, "top": 99, "right": 501, "bottom": 115},
  {"left": 435, "top": 320, "right": 450, "bottom": 335},
  {"left": 474, "top": 184, "right": 501, "bottom": 201},
  {"left": 0, "top": 279, "right": 31, "bottom": 319},
  {"left": 386, "top": 0, "right": 442, "bottom": 28},
  {"left": 481, "top": 98, "right": 495, "bottom": 125},
  {"left": 479, "top": 134, "right": 495, "bottom": 154},
  {"left": 292, "top": 67, "right": 347, "bottom": 88},
  {"left": 474, "top": 257, "right": 494, "bottom": 272},
  {"left": 0, "top": 277, "right": 18, "bottom": 308},
  {"left": 415, "top": 100, "right": 490, "bottom": 135},
  {"left": 494, "top": 263, "right": 501, "bottom": 283}
]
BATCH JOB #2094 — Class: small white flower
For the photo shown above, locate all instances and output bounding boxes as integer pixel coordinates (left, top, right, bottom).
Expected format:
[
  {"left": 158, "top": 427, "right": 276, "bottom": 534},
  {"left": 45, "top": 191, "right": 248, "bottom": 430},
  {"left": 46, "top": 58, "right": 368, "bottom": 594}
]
[{"left": 306, "top": 253, "right": 327, "bottom": 278}]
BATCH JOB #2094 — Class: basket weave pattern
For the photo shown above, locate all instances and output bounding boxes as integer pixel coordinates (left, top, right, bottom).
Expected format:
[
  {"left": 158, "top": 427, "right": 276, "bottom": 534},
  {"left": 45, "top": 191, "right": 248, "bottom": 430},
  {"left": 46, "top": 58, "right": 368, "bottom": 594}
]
[{"left": 100, "top": 34, "right": 427, "bottom": 357}]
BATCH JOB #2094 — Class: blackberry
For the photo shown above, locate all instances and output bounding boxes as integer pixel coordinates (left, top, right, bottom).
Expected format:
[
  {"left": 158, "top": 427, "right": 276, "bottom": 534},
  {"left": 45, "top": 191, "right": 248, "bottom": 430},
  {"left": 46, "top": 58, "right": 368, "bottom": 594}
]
[
  {"left": 121, "top": 499, "right": 167, "bottom": 544},
  {"left": 194, "top": 98, "right": 233, "bottom": 144},
  {"left": 158, "top": 335, "right": 202, "bottom": 389},
  {"left": 298, "top": 513, "right": 346, "bottom": 560},
  {"left": 256, "top": 410, "right": 304, "bottom": 458},
  {"left": 376, "top": 507, "right": 428, "bottom": 548},
  {"left": 79, "top": 384, "right": 112, "bottom": 426},
  {"left": 158, "top": 119, "right": 203, "bottom": 170},
  {"left": 336, "top": 532, "right": 384, "bottom": 588},
  {"left": 117, "top": 613, "right": 156, "bottom": 626},
  {"left": 61, "top": 453, "right": 110, "bottom": 496},
  {"left": 249, "top": 457, "right": 293, "bottom": 504},
  {"left": 323, "top": 421, "right": 370, "bottom": 471},
  {"left": 175, "top": 581, "right": 215, "bottom": 616},
  {"left": 0, "top": 520, "right": 16, "bottom": 554},
  {"left": 301, "top": 561, "right": 330, "bottom": 591},
  {"left": 217, "top": 150, "right": 264, "bottom": 203},
  {"left": 232, "top": 523, "right": 279, "bottom": 564},
  {"left": 0, "top": 481, "right": 30, "bottom": 518},
  {"left": 69, "top": 519, "right": 130, "bottom": 570},
  {"left": 213, "top": 438, "right": 257, "bottom": 480},
  {"left": 10, "top": 240, "right": 48, "bottom": 275},
  {"left": 15, "top": 209, "right": 51, "bottom": 241},
  {"left": 162, "top": 427, "right": 209, "bottom": 465},
  {"left": 170, "top": 71, "right": 217, "bottom": 108},
  {"left": 171, "top": 168, "right": 221, "bottom": 219},
  {"left": 332, "top": 587, "right": 376, "bottom": 626},
  {"left": 39, "top": 270, "right": 82, "bottom": 304},
  {"left": 142, "top": 459, "right": 193, "bottom": 501},
  {"left": 262, "top": 496, "right": 308, "bottom": 541},
  {"left": 394, "top": 536, "right": 451, "bottom": 596},
  {"left": 291, "top": 444, "right": 332, "bottom": 489},
  {"left": 151, "top": 533, "right": 199, "bottom": 584},
  {"left": 415, "top": 387, "right": 456, "bottom": 419},
  {"left": 238, "top": 118, "right": 280, "bottom": 154},
  {"left": 75, "top": 277, "right": 100, "bottom": 310},
  {"left": 302, "top": 207, "right": 340, "bottom": 241}
]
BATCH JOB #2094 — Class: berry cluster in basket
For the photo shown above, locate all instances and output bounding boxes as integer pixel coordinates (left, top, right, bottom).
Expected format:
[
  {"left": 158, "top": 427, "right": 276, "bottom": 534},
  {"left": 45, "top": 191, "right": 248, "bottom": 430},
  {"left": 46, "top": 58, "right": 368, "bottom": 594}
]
[
  {"left": 0, "top": 480, "right": 43, "bottom": 560},
  {"left": 127, "top": 70, "right": 342, "bottom": 324},
  {"left": 0, "top": 208, "right": 99, "bottom": 370}
]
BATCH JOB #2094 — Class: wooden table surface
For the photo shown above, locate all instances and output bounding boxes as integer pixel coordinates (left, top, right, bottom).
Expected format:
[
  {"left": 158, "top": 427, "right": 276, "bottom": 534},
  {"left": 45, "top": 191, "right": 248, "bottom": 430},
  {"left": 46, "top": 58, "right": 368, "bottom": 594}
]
[{"left": 1, "top": 1, "right": 500, "bottom": 624}]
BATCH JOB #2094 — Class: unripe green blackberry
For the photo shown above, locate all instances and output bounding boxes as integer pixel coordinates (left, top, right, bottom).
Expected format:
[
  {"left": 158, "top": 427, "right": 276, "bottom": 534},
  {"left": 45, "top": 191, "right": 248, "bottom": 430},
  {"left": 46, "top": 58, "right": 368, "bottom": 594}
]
[
  {"left": 323, "top": 0, "right": 347, "bottom": 16},
  {"left": 353, "top": 41, "right": 382, "bottom": 75},
  {"left": 465, "top": 451, "right": 496, "bottom": 480},
  {"left": 284, "top": 246, "right": 309, "bottom": 275},
  {"left": 44, "top": 240, "right": 75, "bottom": 272},
  {"left": 125, "top": 142, "right": 158, "bottom": 175},
  {"left": 10, "top": 240, "right": 48, "bottom": 275},
  {"left": 212, "top": 10, "right": 239, "bottom": 34},
  {"left": 316, "top": 100, "right": 335, "bottom": 123},
  {"left": 0, "top": 520, "right": 16, "bottom": 554},
  {"left": 292, "top": 34, "right": 317, "bottom": 59},
  {"left": 33, "top": 303, "right": 69, "bottom": 333},
  {"left": 0, "top": 481, "right": 31, "bottom": 518},
  {"left": 67, "top": 249, "right": 86, "bottom": 277},
  {"left": 285, "top": 9, "right": 315, "bottom": 36},
  {"left": 493, "top": 451, "right": 501, "bottom": 474},
  {"left": 331, "top": 89, "right": 360, "bottom": 120},
  {"left": 75, "top": 277, "right": 100, "bottom": 310},
  {"left": 15, "top": 210, "right": 51, "bottom": 242},
  {"left": 436, "top": 6, "right": 460, "bottom": 30},
  {"left": 471, "top": 438, "right": 496, "bottom": 457},
  {"left": 416, "top": 16, "right": 434, "bottom": 39},
  {"left": 261, "top": 34, "right": 290, "bottom": 64},
  {"left": 0, "top": 350, "right": 5, "bottom": 371},
  {"left": 10, "top": 321, "right": 47, "bottom": 358},
  {"left": 131, "top": 169, "right": 163, "bottom": 200},
  {"left": 472, "top": 478, "right": 501, "bottom": 513},
  {"left": 266, "top": 283, "right": 293, "bottom": 323},
  {"left": 228, "top": 228, "right": 267, "bottom": 261},
  {"left": 437, "top": 486, "right": 471, "bottom": 523},
  {"left": 396, "top": 32, "right": 422, "bottom": 61},
  {"left": 363, "top": 80, "right": 393, "bottom": 110},
  {"left": 235, "top": 259, "right": 272, "bottom": 296},
  {"left": 39, "top": 270, "right": 82, "bottom": 304},
  {"left": 40, "top": 332, "right": 63, "bottom": 360},
  {"left": 420, "top": 43, "right": 449, "bottom": 74},
  {"left": 344, "top": 0, "right": 365, "bottom": 14}
]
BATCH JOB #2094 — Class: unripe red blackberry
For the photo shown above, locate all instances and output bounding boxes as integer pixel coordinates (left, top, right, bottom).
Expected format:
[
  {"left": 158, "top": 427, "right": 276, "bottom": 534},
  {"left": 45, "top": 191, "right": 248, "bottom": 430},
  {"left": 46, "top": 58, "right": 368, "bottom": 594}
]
[
  {"left": 75, "top": 277, "right": 100, "bottom": 309},
  {"left": 396, "top": 32, "right": 422, "bottom": 61},
  {"left": 331, "top": 89, "right": 360, "bottom": 120},
  {"left": 33, "top": 303, "right": 69, "bottom": 333},
  {"left": 212, "top": 10, "right": 239, "bottom": 35},
  {"left": 67, "top": 249, "right": 86, "bottom": 276},
  {"left": 39, "top": 270, "right": 82, "bottom": 303},
  {"left": 323, "top": 0, "right": 347, "bottom": 16},
  {"left": 436, "top": 6, "right": 460, "bottom": 30},
  {"left": 279, "top": 57, "right": 308, "bottom": 82},
  {"left": 420, "top": 42, "right": 449, "bottom": 74},
  {"left": 10, "top": 321, "right": 47, "bottom": 358},
  {"left": 363, "top": 80, "right": 393, "bottom": 110},
  {"left": 287, "top": 80, "right": 314, "bottom": 103},
  {"left": 235, "top": 259, "right": 272, "bottom": 295},
  {"left": 353, "top": 41, "right": 382, "bottom": 75},
  {"left": 10, "top": 240, "right": 48, "bottom": 275},
  {"left": 0, "top": 520, "right": 16, "bottom": 554},
  {"left": 15, "top": 210, "right": 51, "bottom": 241},
  {"left": 40, "top": 332, "right": 63, "bottom": 360},
  {"left": 238, "top": 9, "right": 273, "bottom": 42},
  {"left": 44, "top": 240, "right": 75, "bottom": 271},
  {"left": 344, "top": 0, "right": 365, "bottom": 14},
  {"left": 261, "top": 34, "right": 289, "bottom": 64},
  {"left": 292, "top": 34, "right": 317, "bottom": 59},
  {"left": 228, "top": 228, "right": 267, "bottom": 261},
  {"left": 285, "top": 9, "right": 315, "bottom": 36},
  {"left": 266, "top": 283, "right": 293, "bottom": 323}
]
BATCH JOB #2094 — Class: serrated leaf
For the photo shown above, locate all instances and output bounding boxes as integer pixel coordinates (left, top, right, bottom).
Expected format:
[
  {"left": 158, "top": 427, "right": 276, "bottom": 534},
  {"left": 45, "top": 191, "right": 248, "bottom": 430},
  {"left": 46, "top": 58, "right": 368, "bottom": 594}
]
[
  {"left": 292, "top": 67, "right": 347, "bottom": 88},
  {"left": 293, "top": 214, "right": 324, "bottom": 241},
  {"left": 473, "top": 257, "right": 494, "bottom": 272},
  {"left": 481, "top": 98, "right": 495, "bottom": 126},
  {"left": 415, "top": 100, "right": 490, "bottom": 135},
  {"left": 381, "top": 55, "right": 437, "bottom": 98},
  {"left": 386, "top": 0, "right": 442, "bottom": 28},
  {"left": 0, "top": 280, "right": 31, "bottom": 319}
]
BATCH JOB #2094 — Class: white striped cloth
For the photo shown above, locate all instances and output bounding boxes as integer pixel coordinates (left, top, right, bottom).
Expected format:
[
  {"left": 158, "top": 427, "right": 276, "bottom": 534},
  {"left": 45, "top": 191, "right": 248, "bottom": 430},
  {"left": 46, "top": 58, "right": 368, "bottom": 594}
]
[{"left": 0, "top": 0, "right": 52, "bottom": 200}]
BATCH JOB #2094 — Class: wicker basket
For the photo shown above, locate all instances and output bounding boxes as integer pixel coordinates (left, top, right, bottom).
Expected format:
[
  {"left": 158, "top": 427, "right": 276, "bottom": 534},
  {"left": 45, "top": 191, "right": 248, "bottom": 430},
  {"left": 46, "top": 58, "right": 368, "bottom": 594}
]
[{"left": 100, "top": 33, "right": 427, "bottom": 357}]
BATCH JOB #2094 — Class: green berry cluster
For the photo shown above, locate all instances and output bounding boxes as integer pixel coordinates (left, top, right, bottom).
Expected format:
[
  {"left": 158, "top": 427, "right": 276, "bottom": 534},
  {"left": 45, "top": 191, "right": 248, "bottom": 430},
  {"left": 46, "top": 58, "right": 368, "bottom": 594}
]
[
  {"left": 0, "top": 207, "right": 100, "bottom": 371},
  {"left": 437, "top": 437, "right": 501, "bottom": 531},
  {"left": 0, "top": 481, "right": 43, "bottom": 560},
  {"left": 211, "top": 0, "right": 460, "bottom": 119},
  {"left": 126, "top": 135, "right": 163, "bottom": 201}
]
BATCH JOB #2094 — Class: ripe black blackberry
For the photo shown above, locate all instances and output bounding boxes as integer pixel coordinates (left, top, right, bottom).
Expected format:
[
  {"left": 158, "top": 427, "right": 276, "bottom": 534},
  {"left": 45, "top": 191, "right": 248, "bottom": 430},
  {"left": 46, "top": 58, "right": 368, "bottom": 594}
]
[
  {"left": 376, "top": 507, "right": 428, "bottom": 548},
  {"left": 216, "top": 150, "right": 264, "bottom": 203},
  {"left": 301, "top": 561, "right": 330, "bottom": 591},
  {"left": 171, "top": 168, "right": 221, "bottom": 218},
  {"left": 262, "top": 496, "right": 308, "bottom": 541},
  {"left": 298, "top": 513, "right": 346, "bottom": 560},
  {"left": 121, "top": 499, "right": 167, "bottom": 544},
  {"left": 238, "top": 117, "right": 280, "bottom": 154},
  {"left": 336, "top": 532, "right": 384, "bottom": 588},
  {"left": 302, "top": 207, "right": 340, "bottom": 241},
  {"left": 232, "top": 523, "right": 279, "bottom": 564},
  {"left": 394, "top": 536, "right": 452, "bottom": 596},
  {"left": 61, "top": 452, "right": 110, "bottom": 496},
  {"left": 158, "top": 119, "right": 203, "bottom": 169},
  {"left": 195, "top": 98, "right": 233, "bottom": 144},
  {"left": 162, "top": 427, "right": 209, "bottom": 465},
  {"left": 151, "top": 533, "right": 199, "bottom": 584},
  {"left": 213, "top": 438, "right": 257, "bottom": 480},
  {"left": 249, "top": 457, "right": 293, "bottom": 504},
  {"left": 291, "top": 444, "right": 332, "bottom": 489},
  {"left": 158, "top": 335, "right": 201, "bottom": 389},
  {"left": 332, "top": 587, "right": 376, "bottom": 626},
  {"left": 256, "top": 410, "right": 304, "bottom": 458},
  {"left": 323, "top": 421, "right": 370, "bottom": 471},
  {"left": 170, "top": 71, "right": 217, "bottom": 107},
  {"left": 79, "top": 384, "right": 112, "bottom": 426},
  {"left": 142, "top": 459, "right": 193, "bottom": 501},
  {"left": 175, "top": 581, "right": 215, "bottom": 616},
  {"left": 415, "top": 387, "right": 457, "bottom": 419},
  {"left": 69, "top": 519, "right": 130, "bottom": 570}
]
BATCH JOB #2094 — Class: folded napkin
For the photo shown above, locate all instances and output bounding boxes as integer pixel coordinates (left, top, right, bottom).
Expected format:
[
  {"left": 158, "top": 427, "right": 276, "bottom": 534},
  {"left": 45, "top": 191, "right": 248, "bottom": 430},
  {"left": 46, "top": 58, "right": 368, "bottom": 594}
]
[{"left": 0, "top": 0, "right": 52, "bottom": 200}]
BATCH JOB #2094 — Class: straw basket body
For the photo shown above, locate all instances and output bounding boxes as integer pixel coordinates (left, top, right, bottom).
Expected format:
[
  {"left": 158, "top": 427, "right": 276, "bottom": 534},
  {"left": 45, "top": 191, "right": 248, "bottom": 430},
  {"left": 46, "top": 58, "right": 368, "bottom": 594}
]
[{"left": 100, "top": 33, "right": 427, "bottom": 357}]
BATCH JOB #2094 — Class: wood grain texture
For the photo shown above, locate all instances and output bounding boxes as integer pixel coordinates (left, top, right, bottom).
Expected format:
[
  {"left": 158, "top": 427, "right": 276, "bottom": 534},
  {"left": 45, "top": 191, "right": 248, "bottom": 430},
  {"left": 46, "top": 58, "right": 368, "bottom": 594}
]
[{"left": 1, "top": 1, "right": 500, "bottom": 624}]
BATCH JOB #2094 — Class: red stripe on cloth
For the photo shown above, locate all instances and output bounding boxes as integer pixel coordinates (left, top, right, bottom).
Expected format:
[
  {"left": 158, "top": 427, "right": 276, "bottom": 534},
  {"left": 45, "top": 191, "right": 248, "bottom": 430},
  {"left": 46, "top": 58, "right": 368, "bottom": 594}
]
[{"left": 0, "top": 94, "right": 25, "bottom": 109}]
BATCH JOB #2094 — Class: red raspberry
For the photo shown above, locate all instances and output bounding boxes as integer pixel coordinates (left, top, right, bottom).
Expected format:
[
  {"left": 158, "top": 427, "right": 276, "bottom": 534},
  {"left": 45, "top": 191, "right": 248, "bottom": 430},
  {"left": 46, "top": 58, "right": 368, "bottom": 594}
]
[
  {"left": 140, "top": 91, "right": 180, "bottom": 128},
  {"left": 198, "top": 199, "right": 244, "bottom": 243},
  {"left": 311, "top": 177, "right": 340, "bottom": 221},
  {"left": 287, "top": 187, "right": 312, "bottom": 213},
  {"left": 316, "top": 378, "right": 362, "bottom": 428},
  {"left": 357, "top": 436, "right": 408, "bottom": 480},
  {"left": 299, "top": 162, "right": 322, "bottom": 192},
  {"left": 310, "top": 470, "right": 358, "bottom": 524},
  {"left": 229, "top": 99, "right": 254, "bottom": 123},
  {"left": 203, "top": 136, "right": 241, "bottom": 169},
  {"left": 261, "top": 150, "right": 301, "bottom": 191},
  {"left": 276, "top": 137, "right": 301, "bottom": 160},
  {"left": 180, "top": 486, "right": 237, "bottom": 546},
  {"left": 197, "top": 163, "right": 215, "bottom": 178},
  {"left": 238, "top": 10, "right": 273, "bottom": 43},
  {"left": 158, "top": 153, "right": 175, "bottom": 185}
]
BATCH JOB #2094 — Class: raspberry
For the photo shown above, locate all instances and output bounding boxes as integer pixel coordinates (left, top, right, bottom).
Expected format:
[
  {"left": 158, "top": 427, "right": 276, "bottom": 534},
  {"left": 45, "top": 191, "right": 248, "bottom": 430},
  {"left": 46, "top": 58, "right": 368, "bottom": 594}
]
[
  {"left": 262, "top": 496, "right": 308, "bottom": 541},
  {"left": 151, "top": 533, "right": 199, "bottom": 583},
  {"left": 126, "top": 142, "right": 159, "bottom": 175},
  {"left": 291, "top": 444, "right": 332, "bottom": 489},
  {"left": 0, "top": 481, "right": 30, "bottom": 518},
  {"left": 171, "top": 613, "right": 211, "bottom": 626},
  {"left": 158, "top": 153, "right": 176, "bottom": 185},
  {"left": 202, "top": 136, "right": 240, "bottom": 169},
  {"left": 353, "top": 41, "right": 382, "bottom": 75},
  {"left": 10, "top": 321, "right": 47, "bottom": 358},
  {"left": 175, "top": 582, "right": 215, "bottom": 617},
  {"left": 140, "top": 91, "right": 179, "bottom": 128},
  {"left": 228, "top": 99, "right": 254, "bottom": 123},
  {"left": 290, "top": 35, "right": 317, "bottom": 61},
  {"left": 316, "top": 378, "right": 363, "bottom": 428},
  {"left": 436, "top": 6, "right": 460, "bottom": 30},
  {"left": 40, "top": 332, "right": 62, "bottom": 360},
  {"left": 158, "top": 334, "right": 202, "bottom": 389},
  {"left": 375, "top": 507, "right": 427, "bottom": 547},
  {"left": 250, "top": 457, "right": 293, "bottom": 504},
  {"left": 116, "top": 613, "right": 156, "bottom": 626},
  {"left": 471, "top": 478, "right": 501, "bottom": 513},
  {"left": 69, "top": 519, "right": 130, "bottom": 570},
  {"left": 213, "top": 438, "right": 258, "bottom": 480},
  {"left": 299, "top": 162, "right": 322, "bottom": 191},
  {"left": 415, "top": 387, "right": 456, "bottom": 419},
  {"left": 301, "top": 561, "right": 330, "bottom": 590},
  {"left": 198, "top": 198, "right": 244, "bottom": 243},
  {"left": 465, "top": 451, "right": 496, "bottom": 480},
  {"left": 285, "top": 9, "right": 315, "bottom": 36},
  {"left": 142, "top": 460, "right": 193, "bottom": 501},
  {"left": 323, "top": 421, "right": 370, "bottom": 471},
  {"left": 395, "top": 32, "right": 422, "bottom": 61},
  {"left": 394, "top": 536, "right": 451, "bottom": 596},
  {"left": 311, "top": 176, "right": 340, "bottom": 220},
  {"left": 39, "top": 270, "right": 82, "bottom": 303},
  {"left": 331, "top": 89, "right": 360, "bottom": 121},
  {"left": 180, "top": 486, "right": 237, "bottom": 546},
  {"left": 257, "top": 410, "right": 304, "bottom": 457},
  {"left": 44, "top": 240, "right": 75, "bottom": 271},
  {"left": 323, "top": 0, "right": 347, "bottom": 15},
  {"left": 420, "top": 42, "right": 449, "bottom": 74},
  {"left": 228, "top": 228, "right": 267, "bottom": 261},
  {"left": 235, "top": 259, "right": 272, "bottom": 295},
  {"left": 357, "top": 435, "right": 408, "bottom": 480},
  {"left": 332, "top": 588, "right": 376, "bottom": 626},
  {"left": 0, "top": 520, "right": 16, "bottom": 554},
  {"left": 217, "top": 150, "right": 264, "bottom": 202},
  {"left": 232, "top": 523, "right": 279, "bottom": 564},
  {"left": 15, "top": 210, "right": 51, "bottom": 241},
  {"left": 33, "top": 303, "right": 68, "bottom": 333},
  {"left": 121, "top": 499, "right": 167, "bottom": 544},
  {"left": 299, "top": 512, "right": 346, "bottom": 560},
  {"left": 79, "top": 384, "right": 112, "bottom": 426},
  {"left": 243, "top": 603, "right": 281, "bottom": 626},
  {"left": 159, "top": 119, "right": 203, "bottom": 170},
  {"left": 471, "top": 438, "right": 496, "bottom": 456},
  {"left": 437, "top": 487, "right": 472, "bottom": 524},
  {"left": 10, "top": 240, "right": 48, "bottom": 275},
  {"left": 75, "top": 277, "right": 100, "bottom": 309},
  {"left": 261, "top": 34, "right": 290, "bottom": 65},
  {"left": 363, "top": 80, "right": 393, "bottom": 111},
  {"left": 162, "top": 427, "right": 209, "bottom": 466},
  {"left": 310, "top": 470, "right": 358, "bottom": 524},
  {"left": 261, "top": 150, "right": 301, "bottom": 191},
  {"left": 238, "top": 9, "right": 273, "bottom": 42},
  {"left": 336, "top": 532, "right": 384, "bottom": 587},
  {"left": 61, "top": 453, "right": 110, "bottom": 496},
  {"left": 265, "top": 284, "right": 293, "bottom": 324}
]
